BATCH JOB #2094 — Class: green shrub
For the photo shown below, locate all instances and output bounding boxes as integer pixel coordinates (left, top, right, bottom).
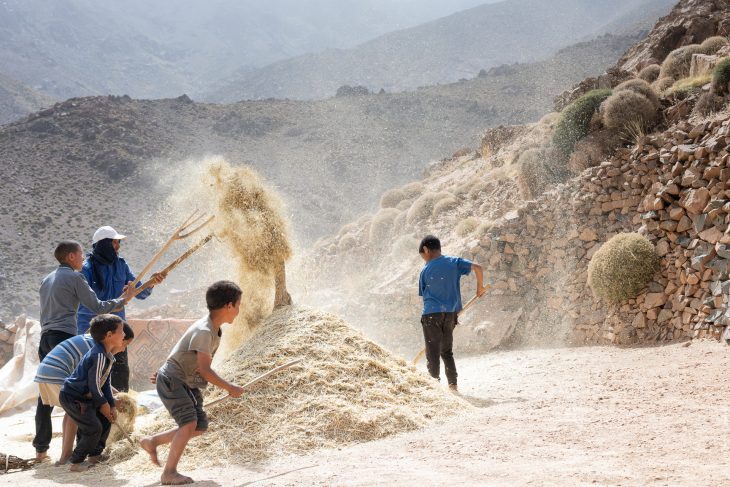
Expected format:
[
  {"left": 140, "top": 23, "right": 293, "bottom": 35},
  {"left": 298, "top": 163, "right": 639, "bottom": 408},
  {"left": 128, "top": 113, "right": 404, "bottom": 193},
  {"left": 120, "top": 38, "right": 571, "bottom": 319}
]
[
  {"left": 700, "top": 36, "right": 729, "bottom": 54},
  {"left": 369, "top": 208, "right": 400, "bottom": 243},
  {"left": 380, "top": 188, "right": 405, "bottom": 208},
  {"left": 587, "top": 232, "right": 659, "bottom": 302},
  {"left": 602, "top": 90, "right": 657, "bottom": 130},
  {"left": 516, "top": 147, "right": 566, "bottom": 198},
  {"left": 614, "top": 78, "right": 660, "bottom": 108},
  {"left": 456, "top": 217, "right": 479, "bottom": 237},
  {"left": 712, "top": 57, "right": 730, "bottom": 95},
  {"left": 638, "top": 64, "right": 661, "bottom": 83},
  {"left": 660, "top": 44, "right": 703, "bottom": 80},
  {"left": 432, "top": 196, "right": 459, "bottom": 216},
  {"left": 552, "top": 89, "right": 612, "bottom": 157}
]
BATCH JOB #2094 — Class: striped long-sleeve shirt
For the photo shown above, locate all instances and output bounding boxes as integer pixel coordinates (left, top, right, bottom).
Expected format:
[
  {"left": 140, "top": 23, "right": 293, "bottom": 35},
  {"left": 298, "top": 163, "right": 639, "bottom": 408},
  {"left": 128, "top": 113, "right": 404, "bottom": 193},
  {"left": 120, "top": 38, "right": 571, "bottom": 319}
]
[
  {"left": 35, "top": 335, "right": 95, "bottom": 385},
  {"left": 60, "top": 341, "right": 116, "bottom": 408}
]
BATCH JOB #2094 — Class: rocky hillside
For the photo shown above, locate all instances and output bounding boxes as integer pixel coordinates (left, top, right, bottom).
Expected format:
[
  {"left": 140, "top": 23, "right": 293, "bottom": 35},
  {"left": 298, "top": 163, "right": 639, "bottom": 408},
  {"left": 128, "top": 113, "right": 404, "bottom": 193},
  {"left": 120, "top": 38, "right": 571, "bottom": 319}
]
[
  {"left": 207, "top": 0, "right": 674, "bottom": 102},
  {"left": 0, "top": 28, "right": 638, "bottom": 320},
  {"left": 0, "top": 73, "right": 53, "bottom": 124},
  {"left": 297, "top": 0, "right": 730, "bottom": 354}
]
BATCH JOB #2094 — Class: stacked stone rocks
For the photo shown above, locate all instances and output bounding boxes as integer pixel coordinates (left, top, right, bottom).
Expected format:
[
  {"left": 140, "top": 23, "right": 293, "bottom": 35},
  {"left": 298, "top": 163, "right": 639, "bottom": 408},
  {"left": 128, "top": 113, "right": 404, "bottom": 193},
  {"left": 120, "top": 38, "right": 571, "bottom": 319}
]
[
  {"left": 463, "top": 114, "right": 730, "bottom": 346},
  {"left": 0, "top": 318, "right": 19, "bottom": 366}
]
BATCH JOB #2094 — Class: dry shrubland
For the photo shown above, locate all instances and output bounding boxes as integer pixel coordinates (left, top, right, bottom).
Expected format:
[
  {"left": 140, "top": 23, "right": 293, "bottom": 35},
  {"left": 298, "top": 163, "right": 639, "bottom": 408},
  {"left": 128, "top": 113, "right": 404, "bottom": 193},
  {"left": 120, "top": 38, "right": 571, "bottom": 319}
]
[
  {"left": 638, "top": 64, "right": 661, "bottom": 83},
  {"left": 613, "top": 78, "right": 660, "bottom": 108},
  {"left": 602, "top": 90, "right": 657, "bottom": 130},
  {"left": 660, "top": 44, "right": 703, "bottom": 80}
]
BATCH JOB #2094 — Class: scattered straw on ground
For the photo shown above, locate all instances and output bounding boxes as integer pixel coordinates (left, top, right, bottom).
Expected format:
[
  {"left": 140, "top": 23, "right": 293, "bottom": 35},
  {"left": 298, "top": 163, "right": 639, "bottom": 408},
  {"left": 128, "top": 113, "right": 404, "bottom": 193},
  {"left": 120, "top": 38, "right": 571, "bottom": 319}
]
[{"left": 111, "top": 306, "right": 469, "bottom": 470}]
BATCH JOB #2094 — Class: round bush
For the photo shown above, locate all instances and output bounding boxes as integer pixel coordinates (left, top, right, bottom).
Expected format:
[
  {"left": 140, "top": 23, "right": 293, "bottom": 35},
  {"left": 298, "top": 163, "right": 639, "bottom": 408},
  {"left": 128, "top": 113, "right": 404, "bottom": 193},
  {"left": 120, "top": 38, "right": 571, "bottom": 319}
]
[
  {"left": 614, "top": 78, "right": 660, "bottom": 108},
  {"left": 587, "top": 232, "right": 659, "bottom": 302},
  {"left": 638, "top": 64, "right": 661, "bottom": 83},
  {"left": 516, "top": 147, "right": 565, "bottom": 199},
  {"left": 712, "top": 57, "right": 730, "bottom": 95},
  {"left": 456, "top": 217, "right": 478, "bottom": 237},
  {"left": 369, "top": 208, "right": 400, "bottom": 243},
  {"left": 602, "top": 91, "right": 657, "bottom": 130},
  {"left": 552, "top": 89, "right": 612, "bottom": 157},
  {"left": 693, "top": 91, "right": 724, "bottom": 115},
  {"left": 660, "top": 44, "right": 703, "bottom": 80},
  {"left": 432, "top": 196, "right": 459, "bottom": 216},
  {"left": 652, "top": 76, "right": 675, "bottom": 92},
  {"left": 406, "top": 192, "right": 451, "bottom": 224},
  {"left": 700, "top": 36, "right": 729, "bottom": 54},
  {"left": 400, "top": 182, "right": 424, "bottom": 199},
  {"left": 380, "top": 188, "right": 405, "bottom": 209}
]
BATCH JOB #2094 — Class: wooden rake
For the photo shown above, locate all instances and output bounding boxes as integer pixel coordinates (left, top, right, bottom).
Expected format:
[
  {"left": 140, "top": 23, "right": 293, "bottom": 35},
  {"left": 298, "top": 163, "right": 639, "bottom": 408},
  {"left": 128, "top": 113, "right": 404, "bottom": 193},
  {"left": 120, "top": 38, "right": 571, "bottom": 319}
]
[
  {"left": 205, "top": 359, "right": 303, "bottom": 408},
  {"left": 412, "top": 284, "right": 491, "bottom": 365},
  {"left": 127, "top": 210, "right": 215, "bottom": 298}
]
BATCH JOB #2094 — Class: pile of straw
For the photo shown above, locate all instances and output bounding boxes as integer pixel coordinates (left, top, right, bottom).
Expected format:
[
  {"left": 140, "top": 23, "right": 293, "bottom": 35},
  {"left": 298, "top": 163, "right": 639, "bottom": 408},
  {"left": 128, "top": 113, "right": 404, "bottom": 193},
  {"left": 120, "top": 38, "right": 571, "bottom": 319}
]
[{"left": 112, "top": 306, "right": 468, "bottom": 469}]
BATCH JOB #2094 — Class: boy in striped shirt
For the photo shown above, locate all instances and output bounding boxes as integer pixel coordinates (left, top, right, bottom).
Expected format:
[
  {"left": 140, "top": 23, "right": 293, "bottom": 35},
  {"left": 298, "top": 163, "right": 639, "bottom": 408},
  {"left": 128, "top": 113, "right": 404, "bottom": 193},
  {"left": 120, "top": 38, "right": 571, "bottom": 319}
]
[
  {"left": 34, "top": 322, "right": 134, "bottom": 465},
  {"left": 59, "top": 315, "right": 128, "bottom": 471}
]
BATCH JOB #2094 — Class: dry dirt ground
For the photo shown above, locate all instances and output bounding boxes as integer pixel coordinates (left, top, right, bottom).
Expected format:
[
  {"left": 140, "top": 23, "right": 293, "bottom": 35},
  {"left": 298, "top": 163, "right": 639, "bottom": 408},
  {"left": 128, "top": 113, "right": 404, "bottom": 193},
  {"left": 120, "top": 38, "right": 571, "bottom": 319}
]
[{"left": 3, "top": 340, "right": 730, "bottom": 486}]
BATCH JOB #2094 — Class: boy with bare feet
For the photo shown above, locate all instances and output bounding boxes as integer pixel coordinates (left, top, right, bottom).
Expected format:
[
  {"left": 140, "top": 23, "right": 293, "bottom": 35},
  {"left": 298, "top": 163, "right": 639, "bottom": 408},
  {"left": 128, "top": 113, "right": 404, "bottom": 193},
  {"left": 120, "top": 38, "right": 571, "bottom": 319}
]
[
  {"left": 59, "top": 314, "right": 125, "bottom": 471},
  {"left": 141, "top": 280, "right": 245, "bottom": 485}
]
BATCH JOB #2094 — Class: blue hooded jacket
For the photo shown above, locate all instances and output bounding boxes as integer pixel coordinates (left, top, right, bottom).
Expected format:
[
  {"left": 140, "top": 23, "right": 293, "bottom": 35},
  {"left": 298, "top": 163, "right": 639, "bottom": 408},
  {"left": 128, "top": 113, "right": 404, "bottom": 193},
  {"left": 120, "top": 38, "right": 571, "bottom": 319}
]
[{"left": 76, "top": 256, "right": 151, "bottom": 334}]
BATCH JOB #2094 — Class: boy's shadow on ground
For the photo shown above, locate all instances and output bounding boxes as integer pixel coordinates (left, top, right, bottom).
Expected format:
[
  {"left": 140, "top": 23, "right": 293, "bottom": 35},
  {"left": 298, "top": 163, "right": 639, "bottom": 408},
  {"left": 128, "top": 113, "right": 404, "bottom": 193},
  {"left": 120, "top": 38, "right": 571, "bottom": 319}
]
[
  {"left": 456, "top": 394, "right": 527, "bottom": 408},
  {"left": 33, "top": 463, "right": 127, "bottom": 487}
]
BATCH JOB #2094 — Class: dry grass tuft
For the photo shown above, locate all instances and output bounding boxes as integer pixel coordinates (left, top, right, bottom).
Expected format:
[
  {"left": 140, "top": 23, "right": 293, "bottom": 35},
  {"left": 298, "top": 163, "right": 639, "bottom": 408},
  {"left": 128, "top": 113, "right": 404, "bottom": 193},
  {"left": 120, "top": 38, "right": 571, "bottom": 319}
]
[
  {"left": 614, "top": 78, "right": 660, "bottom": 108},
  {"left": 369, "top": 208, "right": 401, "bottom": 243},
  {"left": 516, "top": 146, "right": 566, "bottom": 199},
  {"left": 638, "top": 64, "right": 661, "bottom": 83},
  {"left": 660, "top": 44, "right": 703, "bottom": 80},
  {"left": 652, "top": 76, "right": 675, "bottom": 93},
  {"left": 700, "top": 36, "right": 729, "bottom": 54},
  {"left": 380, "top": 188, "right": 406, "bottom": 209},
  {"left": 406, "top": 192, "right": 452, "bottom": 224},
  {"left": 602, "top": 90, "right": 657, "bottom": 130},
  {"left": 587, "top": 233, "right": 659, "bottom": 302},
  {"left": 431, "top": 196, "right": 459, "bottom": 217},
  {"left": 110, "top": 307, "right": 469, "bottom": 469},
  {"left": 455, "top": 217, "right": 479, "bottom": 237}
]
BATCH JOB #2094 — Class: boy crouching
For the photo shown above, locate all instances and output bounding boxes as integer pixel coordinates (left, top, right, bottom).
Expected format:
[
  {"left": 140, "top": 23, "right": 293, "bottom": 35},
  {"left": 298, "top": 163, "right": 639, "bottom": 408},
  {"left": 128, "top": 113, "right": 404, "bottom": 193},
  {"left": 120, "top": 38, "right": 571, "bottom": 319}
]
[
  {"left": 59, "top": 314, "right": 125, "bottom": 471},
  {"left": 141, "top": 280, "right": 245, "bottom": 485}
]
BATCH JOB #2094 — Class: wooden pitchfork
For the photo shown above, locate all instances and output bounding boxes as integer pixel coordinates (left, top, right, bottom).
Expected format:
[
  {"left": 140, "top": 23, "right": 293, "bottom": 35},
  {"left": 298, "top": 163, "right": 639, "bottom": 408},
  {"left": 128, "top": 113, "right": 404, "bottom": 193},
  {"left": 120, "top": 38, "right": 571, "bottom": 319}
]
[
  {"left": 127, "top": 209, "right": 214, "bottom": 290},
  {"left": 205, "top": 359, "right": 303, "bottom": 408},
  {"left": 412, "top": 284, "right": 491, "bottom": 365},
  {"left": 130, "top": 234, "right": 214, "bottom": 298}
]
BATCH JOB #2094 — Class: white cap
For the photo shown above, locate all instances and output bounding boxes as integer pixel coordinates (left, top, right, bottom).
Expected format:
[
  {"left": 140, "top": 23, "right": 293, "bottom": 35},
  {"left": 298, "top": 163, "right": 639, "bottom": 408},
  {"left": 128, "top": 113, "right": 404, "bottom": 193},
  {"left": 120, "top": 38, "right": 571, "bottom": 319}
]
[{"left": 92, "top": 226, "right": 127, "bottom": 244}]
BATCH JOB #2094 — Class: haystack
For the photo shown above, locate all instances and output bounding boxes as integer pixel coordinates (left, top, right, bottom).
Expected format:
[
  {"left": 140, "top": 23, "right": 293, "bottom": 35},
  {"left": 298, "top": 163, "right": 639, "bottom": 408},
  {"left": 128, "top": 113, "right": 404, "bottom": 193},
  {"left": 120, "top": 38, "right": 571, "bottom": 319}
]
[{"left": 112, "top": 306, "right": 469, "bottom": 469}]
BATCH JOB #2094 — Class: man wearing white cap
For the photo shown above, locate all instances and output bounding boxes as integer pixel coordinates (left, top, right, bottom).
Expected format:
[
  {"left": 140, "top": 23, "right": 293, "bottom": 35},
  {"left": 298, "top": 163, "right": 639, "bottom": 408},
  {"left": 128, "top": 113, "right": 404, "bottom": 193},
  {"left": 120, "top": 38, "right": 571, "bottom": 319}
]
[{"left": 77, "top": 226, "right": 166, "bottom": 391}]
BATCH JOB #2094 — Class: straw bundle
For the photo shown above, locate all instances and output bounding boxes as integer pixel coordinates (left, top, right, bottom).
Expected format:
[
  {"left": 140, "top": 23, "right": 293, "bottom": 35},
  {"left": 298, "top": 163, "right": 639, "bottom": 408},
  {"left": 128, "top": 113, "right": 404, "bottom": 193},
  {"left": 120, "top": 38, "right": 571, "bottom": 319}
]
[
  {"left": 112, "top": 306, "right": 468, "bottom": 469},
  {"left": 107, "top": 392, "right": 137, "bottom": 444}
]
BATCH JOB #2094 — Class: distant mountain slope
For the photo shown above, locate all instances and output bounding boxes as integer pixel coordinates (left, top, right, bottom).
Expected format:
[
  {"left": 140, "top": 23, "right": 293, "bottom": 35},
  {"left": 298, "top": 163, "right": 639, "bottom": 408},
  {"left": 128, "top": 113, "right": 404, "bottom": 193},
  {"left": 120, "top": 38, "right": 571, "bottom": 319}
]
[
  {"left": 207, "top": 0, "right": 675, "bottom": 102},
  {"left": 0, "top": 31, "right": 636, "bottom": 318},
  {"left": 0, "top": 0, "right": 495, "bottom": 100},
  {"left": 0, "top": 73, "right": 53, "bottom": 124}
]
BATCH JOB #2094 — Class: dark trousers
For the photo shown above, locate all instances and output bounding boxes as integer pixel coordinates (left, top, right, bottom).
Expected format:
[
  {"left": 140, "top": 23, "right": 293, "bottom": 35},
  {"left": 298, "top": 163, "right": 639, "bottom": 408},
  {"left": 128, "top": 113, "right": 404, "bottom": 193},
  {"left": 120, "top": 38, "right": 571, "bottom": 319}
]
[
  {"left": 421, "top": 312, "right": 458, "bottom": 385},
  {"left": 59, "top": 391, "right": 111, "bottom": 464},
  {"left": 33, "top": 330, "right": 74, "bottom": 453},
  {"left": 111, "top": 348, "right": 129, "bottom": 392}
]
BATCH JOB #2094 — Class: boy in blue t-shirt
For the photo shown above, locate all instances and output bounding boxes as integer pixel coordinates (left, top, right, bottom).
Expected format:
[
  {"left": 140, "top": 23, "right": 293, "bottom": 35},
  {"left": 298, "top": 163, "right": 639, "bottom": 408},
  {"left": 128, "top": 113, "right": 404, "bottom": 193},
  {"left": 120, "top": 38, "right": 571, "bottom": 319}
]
[{"left": 418, "top": 235, "right": 484, "bottom": 390}]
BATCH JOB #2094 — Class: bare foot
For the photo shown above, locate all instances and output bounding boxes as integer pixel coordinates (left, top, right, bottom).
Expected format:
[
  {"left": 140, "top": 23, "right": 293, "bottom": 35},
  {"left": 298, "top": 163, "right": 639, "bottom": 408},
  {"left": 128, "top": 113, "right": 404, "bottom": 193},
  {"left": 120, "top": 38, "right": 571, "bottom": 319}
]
[
  {"left": 140, "top": 437, "right": 160, "bottom": 466},
  {"left": 69, "top": 461, "right": 94, "bottom": 472},
  {"left": 35, "top": 451, "right": 49, "bottom": 462},
  {"left": 54, "top": 456, "right": 70, "bottom": 466},
  {"left": 88, "top": 454, "right": 109, "bottom": 464},
  {"left": 161, "top": 472, "right": 194, "bottom": 485}
]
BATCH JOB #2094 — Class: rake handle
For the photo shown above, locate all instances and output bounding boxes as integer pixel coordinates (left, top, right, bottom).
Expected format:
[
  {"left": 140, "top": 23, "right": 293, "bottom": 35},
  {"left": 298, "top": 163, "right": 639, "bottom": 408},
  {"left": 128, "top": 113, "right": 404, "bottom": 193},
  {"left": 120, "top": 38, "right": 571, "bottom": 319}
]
[
  {"left": 205, "top": 358, "right": 303, "bottom": 408},
  {"left": 130, "top": 234, "right": 213, "bottom": 299}
]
